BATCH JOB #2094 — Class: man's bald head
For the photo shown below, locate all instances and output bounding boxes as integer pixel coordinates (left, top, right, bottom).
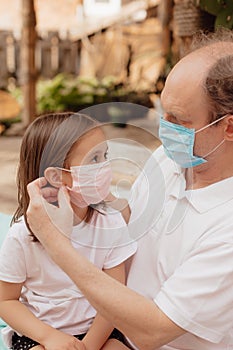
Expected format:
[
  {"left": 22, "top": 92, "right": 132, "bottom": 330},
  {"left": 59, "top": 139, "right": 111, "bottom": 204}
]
[{"left": 166, "top": 29, "right": 233, "bottom": 122}]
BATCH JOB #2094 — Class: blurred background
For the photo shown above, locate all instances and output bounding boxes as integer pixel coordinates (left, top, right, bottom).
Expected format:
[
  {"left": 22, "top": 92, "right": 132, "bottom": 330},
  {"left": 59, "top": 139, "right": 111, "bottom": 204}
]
[{"left": 0, "top": 0, "right": 232, "bottom": 214}]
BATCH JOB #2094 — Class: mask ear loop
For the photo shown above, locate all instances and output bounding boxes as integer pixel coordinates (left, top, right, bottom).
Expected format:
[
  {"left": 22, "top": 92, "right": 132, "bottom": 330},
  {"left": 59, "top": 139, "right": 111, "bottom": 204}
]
[
  {"left": 203, "top": 139, "right": 225, "bottom": 158},
  {"left": 195, "top": 114, "right": 228, "bottom": 134},
  {"left": 197, "top": 115, "right": 227, "bottom": 158},
  {"left": 56, "top": 167, "right": 71, "bottom": 173}
]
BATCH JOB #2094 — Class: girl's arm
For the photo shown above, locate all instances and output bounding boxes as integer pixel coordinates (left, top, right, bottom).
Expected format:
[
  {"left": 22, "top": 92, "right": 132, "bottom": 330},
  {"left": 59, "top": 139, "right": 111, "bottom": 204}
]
[
  {"left": 0, "top": 281, "right": 85, "bottom": 350},
  {"left": 82, "top": 262, "right": 125, "bottom": 350}
]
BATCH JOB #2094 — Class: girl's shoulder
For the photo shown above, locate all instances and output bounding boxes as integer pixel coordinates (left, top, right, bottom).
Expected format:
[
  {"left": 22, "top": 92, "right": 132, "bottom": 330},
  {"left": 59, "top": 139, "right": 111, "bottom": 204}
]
[
  {"left": 73, "top": 207, "right": 135, "bottom": 250},
  {"left": 6, "top": 217, "right": 32, "bottom": 242}
]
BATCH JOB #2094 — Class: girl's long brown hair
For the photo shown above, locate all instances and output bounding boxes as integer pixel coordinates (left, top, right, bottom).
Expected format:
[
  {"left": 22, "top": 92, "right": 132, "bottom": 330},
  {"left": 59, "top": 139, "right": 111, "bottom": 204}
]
[{"left": 12, "top": 112, "right": 99, "bottom": 239}]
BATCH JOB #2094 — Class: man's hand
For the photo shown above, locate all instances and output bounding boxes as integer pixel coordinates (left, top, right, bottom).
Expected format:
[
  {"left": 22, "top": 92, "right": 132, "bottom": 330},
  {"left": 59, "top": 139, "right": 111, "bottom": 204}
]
[
  {"left": 27, "top": 177, "right": 73, "bottom": 242},
  {"left": 41, "top": 186, "right": 58, "bottom": 203}
]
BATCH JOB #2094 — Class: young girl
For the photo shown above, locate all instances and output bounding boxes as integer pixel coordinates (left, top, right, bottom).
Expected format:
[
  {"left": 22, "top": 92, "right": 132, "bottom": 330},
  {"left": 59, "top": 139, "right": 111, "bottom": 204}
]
[{"left": 0, "top": 112, "right": 136, "bottom": 350}]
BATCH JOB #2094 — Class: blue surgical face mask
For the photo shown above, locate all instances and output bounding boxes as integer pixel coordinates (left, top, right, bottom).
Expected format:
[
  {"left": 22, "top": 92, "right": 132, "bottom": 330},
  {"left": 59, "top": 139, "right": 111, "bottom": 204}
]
[{"left": 159, "top": 115, "right": 226, "bottom": 168}]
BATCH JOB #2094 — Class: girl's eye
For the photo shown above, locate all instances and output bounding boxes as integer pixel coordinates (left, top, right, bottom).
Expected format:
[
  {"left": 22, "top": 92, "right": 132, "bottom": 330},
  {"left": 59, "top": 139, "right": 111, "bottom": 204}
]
[
  {"left": 90, "top": 151, "right": 108, "bottom": 163},
  {"left": 92, "top": 155, "right": 98, "bottom": 163}
]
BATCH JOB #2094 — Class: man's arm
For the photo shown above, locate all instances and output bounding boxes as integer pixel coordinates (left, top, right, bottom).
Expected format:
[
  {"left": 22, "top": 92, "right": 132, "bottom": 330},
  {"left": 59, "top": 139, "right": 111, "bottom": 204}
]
[
  {"left": 43, "top": 234, "right": 185, "bottom": 350},
  {"left": 26, "top": 179, "right": 185, "bottom": 350},
  {"left": 82, "top": 263, "right": 125, "bottom": 350}
]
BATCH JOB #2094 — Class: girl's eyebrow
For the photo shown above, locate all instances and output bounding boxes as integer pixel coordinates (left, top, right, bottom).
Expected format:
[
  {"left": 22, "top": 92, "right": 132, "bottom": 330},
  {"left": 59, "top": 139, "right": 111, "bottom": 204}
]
[
  {"left": 88, "top": 145, "right": 109, "bottom": 157},
  {"left": 93, "top": 145, "right": 108, "bottom": 153}
]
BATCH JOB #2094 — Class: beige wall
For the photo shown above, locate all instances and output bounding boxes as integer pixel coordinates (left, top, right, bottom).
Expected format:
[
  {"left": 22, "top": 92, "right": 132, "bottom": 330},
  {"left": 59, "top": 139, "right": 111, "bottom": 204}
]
[
  {"left": 0, "top": 0, "right": 21, "bottom": 33},
  {"left": 0, "top": 0, "right": 79, "bottom": 34}
]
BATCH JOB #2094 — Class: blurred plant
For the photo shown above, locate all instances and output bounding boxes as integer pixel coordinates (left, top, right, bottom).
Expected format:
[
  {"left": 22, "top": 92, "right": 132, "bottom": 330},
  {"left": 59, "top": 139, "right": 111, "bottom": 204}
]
[
  {"left": 37, "top": 73, "right": 152, "bottom": 113},
  {"left": 7, "top": 74, "right": 152, "bottom": 129},
  {"left": 8, "top": 86, "right": 23, "bottom": 107},
  {"left": 195, "top": 0, "right": 233, "bottom": 29}
]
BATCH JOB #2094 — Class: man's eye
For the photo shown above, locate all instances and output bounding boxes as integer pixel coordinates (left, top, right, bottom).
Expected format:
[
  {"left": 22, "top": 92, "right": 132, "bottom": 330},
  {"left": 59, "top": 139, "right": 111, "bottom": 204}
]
[
  {"left": 166, "top": 114, "right": 177, "bottom": 123},
  {"left": 167, "top": 114, "right": 177, "bottom": 122}
]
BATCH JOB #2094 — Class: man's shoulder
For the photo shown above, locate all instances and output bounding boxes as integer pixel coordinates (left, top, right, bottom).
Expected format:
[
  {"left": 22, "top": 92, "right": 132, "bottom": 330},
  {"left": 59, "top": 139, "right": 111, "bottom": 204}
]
[{"left": 138, "top": 145, "right": 179, "bottom": 190}]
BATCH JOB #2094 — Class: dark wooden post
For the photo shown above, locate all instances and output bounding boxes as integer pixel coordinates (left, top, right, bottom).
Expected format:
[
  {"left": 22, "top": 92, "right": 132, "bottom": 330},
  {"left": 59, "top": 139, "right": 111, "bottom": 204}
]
[
  {"left": 0, "top": 31, "right": 10, "bottom": 89},
  {"left": 158, "top": 0, "right": 173, "bottom": 60},
  {"left": 173, "top": 0, "right": 215, "bottom": 59},
  {"left": 20, "top": 0, "right": 37, "bottom": 126}
]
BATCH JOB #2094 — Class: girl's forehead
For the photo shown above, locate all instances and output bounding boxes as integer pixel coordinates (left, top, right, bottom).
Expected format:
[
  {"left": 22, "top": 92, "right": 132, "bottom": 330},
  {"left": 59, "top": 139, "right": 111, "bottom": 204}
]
[
  {"left": 73, "top": 127, "right": 107, "bottom": 151},
  {"left": 80, "top": 127, "right": 106, "bottom": 143}
]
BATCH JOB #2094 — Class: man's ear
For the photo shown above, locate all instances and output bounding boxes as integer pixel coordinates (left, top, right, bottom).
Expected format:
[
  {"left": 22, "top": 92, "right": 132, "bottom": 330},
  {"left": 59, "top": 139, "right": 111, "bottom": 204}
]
[
  {"left": 224, "top": 115, "right": 233, "bottom": 141},
  {"left": 44, "top": 167, "right": 62, "bottom": 188}
]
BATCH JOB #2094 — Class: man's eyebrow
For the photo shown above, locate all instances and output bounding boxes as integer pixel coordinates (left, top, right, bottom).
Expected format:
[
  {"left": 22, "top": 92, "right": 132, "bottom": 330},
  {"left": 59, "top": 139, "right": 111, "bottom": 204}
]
[
  {"left": 165, "top": 111, "right": 186, "bottom": 120},
  {"left": 159, "top": 101, "right": 173, "bottom": 116},
  {"left": 160, "top": 101, "right": 182, "bottom": 119}
]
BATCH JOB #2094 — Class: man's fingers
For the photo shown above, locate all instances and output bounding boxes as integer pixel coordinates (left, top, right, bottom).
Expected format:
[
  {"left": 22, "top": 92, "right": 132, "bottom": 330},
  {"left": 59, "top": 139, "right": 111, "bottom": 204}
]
[
  {"left": 58, "top": 186, "right": 72, "bottom": 210},
  {"left": 45, "top": 196, "right": 58, "bottom": 203},
  {"left": 27, "top": 177, "right": 47, "bottom": 200},
  {"left": 41, "top": 187, "right": 58, "bottom": 202}
]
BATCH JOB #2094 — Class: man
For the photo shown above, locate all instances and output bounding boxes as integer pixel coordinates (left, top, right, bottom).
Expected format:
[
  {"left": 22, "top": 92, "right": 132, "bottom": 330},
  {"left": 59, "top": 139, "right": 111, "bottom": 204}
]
[{"left": 27, "top": 29, "right": 233, "bottom": 350}]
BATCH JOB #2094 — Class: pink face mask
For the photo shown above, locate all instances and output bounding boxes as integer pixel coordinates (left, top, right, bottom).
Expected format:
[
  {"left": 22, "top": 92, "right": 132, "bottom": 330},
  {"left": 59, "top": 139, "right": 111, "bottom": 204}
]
[{"left": 60, "top": 161, "right": 112, "bottom": 208}]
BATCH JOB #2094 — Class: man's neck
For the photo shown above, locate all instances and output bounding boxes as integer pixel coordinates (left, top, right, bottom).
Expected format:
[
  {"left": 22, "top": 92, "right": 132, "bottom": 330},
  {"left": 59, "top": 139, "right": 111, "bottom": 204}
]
[{"left": 185, "top": 157, "right": 233, "bottom": 190}]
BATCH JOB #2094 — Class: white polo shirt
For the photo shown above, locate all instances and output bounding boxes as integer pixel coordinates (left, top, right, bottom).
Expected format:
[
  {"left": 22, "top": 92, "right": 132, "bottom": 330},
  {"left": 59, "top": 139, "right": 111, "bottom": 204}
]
[{"left": 127, "top": 146, "right": 233, "bottom": 350}]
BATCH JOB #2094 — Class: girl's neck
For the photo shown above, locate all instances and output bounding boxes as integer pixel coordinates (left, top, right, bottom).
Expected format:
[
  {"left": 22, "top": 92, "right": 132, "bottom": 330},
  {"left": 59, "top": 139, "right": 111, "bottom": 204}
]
[{"left": 71, "top": 204, "right": 89, "bottom": 225}]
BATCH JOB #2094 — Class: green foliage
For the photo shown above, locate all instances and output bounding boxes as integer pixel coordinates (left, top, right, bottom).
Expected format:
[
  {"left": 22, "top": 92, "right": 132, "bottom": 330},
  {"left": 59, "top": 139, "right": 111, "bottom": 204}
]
[
  {"left": 37, "top": 74, "right": 152, "bottom": 114},
  {"left": 196, "top": 0, "right": 233, "bottom": 29}
]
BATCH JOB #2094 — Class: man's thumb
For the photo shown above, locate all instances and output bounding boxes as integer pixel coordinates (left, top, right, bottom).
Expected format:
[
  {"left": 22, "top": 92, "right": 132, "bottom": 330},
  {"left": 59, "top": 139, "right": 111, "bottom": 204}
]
[{"left": 58, "top": 186, "right": 72, "bottom": 210}]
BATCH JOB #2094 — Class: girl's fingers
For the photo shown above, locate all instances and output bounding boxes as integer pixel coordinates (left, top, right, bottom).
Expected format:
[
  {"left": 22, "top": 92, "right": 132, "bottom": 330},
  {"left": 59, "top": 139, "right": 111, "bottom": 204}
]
[{"left": 75, "top": 339, "right": 86, "bottom": 350}]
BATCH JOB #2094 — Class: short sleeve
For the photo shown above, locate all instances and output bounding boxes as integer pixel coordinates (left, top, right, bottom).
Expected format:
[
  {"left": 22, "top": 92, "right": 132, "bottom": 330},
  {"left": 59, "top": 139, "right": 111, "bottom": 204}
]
[
  {"left": 154, "top": 239, "right": 233, "bottom": 344},
  {"left": 103, "top": 221, "right": 137, "bottom": 270},
  {"left": 0, "top": 226, "right": 27, "bottom": 283}
]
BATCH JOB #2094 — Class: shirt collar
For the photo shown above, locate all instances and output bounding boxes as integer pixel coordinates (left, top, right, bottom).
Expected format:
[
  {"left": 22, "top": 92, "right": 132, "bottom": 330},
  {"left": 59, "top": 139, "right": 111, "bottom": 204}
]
[{"left": 170, "top": 171, "right": 233, "bottom": 213}]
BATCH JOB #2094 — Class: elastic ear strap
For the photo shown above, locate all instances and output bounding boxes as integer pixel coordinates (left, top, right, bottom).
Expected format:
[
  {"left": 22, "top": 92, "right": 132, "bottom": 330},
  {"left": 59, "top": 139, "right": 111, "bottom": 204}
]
[
  {"left": 196, "top": 114, "right": 228, "bottom": 134},
  {"left": 56, "top": 167, "right": 71, "bottom": 173},
  {"left": 203, "top": 139, "right": 225, "bottom": 158}
]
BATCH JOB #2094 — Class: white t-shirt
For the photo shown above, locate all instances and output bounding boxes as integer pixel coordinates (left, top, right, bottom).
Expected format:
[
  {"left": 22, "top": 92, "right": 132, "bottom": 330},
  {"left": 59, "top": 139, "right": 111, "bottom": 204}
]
[
  {"left": 127, "top": 145, "right": 233, "bottom": 350},
  {"left": 0, "top": 208, "right": 137, "bottom": 347}
]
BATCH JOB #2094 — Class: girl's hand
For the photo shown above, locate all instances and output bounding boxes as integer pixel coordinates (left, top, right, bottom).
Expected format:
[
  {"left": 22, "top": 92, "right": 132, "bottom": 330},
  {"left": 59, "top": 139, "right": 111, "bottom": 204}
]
[
  {"left": 42, "top": 329, "right": 86, "bottom": 350},
  {"left": 27, "top": 177, "right": 73, "bottom": 242}
]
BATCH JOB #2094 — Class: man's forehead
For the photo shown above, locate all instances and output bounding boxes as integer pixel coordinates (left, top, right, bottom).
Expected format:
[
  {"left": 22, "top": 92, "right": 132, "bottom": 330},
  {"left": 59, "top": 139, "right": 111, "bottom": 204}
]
[
  {"left": 165, "top": 54, "right": 207, "bottom": 88},
  {"left": 167, "top": 41, "right": 233, "bottom": 84}
]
